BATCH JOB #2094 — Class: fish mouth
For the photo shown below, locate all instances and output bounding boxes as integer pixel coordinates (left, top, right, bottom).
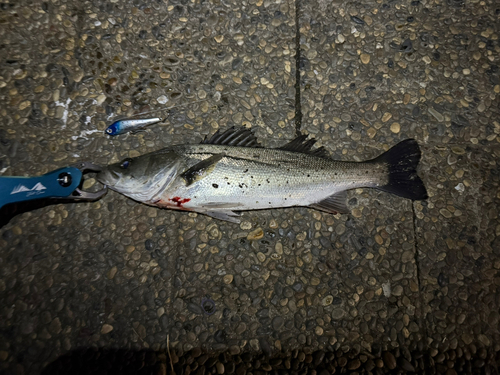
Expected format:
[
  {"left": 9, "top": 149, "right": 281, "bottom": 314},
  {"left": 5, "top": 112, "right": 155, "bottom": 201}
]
[{"left": 96, "top": 169, "right": 120, "bottom": 187}]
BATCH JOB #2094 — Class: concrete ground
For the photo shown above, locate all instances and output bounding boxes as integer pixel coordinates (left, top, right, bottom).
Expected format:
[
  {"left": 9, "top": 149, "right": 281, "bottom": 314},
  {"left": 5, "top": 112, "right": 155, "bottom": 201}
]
[{"left": 0, "top": 0, "right": 499, "bottom": 374}]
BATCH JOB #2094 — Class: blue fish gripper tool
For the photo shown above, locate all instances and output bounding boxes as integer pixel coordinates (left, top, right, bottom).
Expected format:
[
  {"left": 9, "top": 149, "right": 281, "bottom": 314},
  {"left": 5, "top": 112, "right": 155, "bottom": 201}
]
[{"left": 0, "top": 162, "right": 107, "bottom": 209}]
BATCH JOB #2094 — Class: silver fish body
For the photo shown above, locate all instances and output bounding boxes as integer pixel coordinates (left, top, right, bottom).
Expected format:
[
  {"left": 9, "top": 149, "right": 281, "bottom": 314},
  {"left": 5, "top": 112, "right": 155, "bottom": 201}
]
[
  {"left": 105, "top": 117, "right": 162, "bottom": 136},
  {"left": 97, "top": 127, "right": 427, "bottom": 222}
]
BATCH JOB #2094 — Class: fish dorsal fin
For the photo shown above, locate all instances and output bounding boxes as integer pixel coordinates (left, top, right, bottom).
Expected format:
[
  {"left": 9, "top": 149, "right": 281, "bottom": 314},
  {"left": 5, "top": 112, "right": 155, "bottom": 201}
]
[
  {"left": 310, "top": 191, "right": 349, "bottom": 214},
  {"left": 201, "top": 126, "right": 262, "bottom": 148},
  {"left": 278, "top": 134, "right": 330, "bottom": 158}
]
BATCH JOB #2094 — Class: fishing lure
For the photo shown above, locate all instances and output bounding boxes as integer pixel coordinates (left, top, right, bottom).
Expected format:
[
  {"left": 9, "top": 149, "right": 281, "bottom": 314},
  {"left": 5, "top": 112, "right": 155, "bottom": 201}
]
[
  {"left": 105, "top": 91, "right": 229, "bottom": 136},
  {"left": 105, "top": 117, "right": 163, "bottom": 136}
]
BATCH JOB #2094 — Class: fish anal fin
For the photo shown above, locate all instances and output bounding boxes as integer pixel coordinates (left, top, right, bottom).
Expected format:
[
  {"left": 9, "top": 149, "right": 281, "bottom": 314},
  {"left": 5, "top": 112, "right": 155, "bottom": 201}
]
[
  {"left": 181, "top": 154, "right": 224, "bottom": 186},
  {"left": 278, "top": 134, "right": 330, "bottom": 158},
  {"left": 205, "top": 210, "right": 241, "bottom": 223},
  {"left": 310, "top": 191, "right": 349, "bottom": 214}
]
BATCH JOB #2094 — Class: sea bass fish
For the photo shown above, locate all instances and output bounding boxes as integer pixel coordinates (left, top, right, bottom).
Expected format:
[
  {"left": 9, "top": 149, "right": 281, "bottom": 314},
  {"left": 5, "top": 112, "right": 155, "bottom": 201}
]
[{"left": 97, "top": 127, "right": 427, "bottom": 223}]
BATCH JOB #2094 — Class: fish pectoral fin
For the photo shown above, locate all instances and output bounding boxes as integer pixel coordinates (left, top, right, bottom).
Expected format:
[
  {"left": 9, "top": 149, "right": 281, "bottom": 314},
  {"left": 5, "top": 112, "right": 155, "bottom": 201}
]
[
  {"left": 205, "top": 210, "right": 241, "bottom": 223},
  {"left": 180, "top": 153, "right": 224, "bottom": 186},
  {"left": 310, "top": 191, "right": 349, "bottom": 214}
]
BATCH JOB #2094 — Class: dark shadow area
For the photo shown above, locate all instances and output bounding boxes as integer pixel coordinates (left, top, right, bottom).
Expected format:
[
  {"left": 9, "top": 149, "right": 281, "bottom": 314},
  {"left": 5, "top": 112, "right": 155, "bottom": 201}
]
[
  {"left": 40, "top": 346, "right": 500, "bottom": 375},
  {"left": 41, "top": 348, "right": 163, "bottom": 375},
  {"left": 0, "top": 198, "right": 81, "bottom": 229}
]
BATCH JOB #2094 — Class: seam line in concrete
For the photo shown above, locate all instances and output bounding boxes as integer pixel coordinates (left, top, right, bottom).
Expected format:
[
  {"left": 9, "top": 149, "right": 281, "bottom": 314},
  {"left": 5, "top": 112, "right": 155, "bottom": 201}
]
[
  {"left": 412, "top": 202, "right": 429, "bottom": 359},
  {"left": 294, "top": 0, "right": 302, "bottom": 137}
]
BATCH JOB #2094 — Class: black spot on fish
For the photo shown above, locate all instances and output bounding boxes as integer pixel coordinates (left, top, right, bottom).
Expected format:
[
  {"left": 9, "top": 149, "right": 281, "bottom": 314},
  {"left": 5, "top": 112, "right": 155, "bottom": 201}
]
[
  {"left": 266, "top": 179, "right": 270, "bottom": 183},
  {"left": 244, "top": 169, "right": 248, "bottom": 173},
  {"left": 212, "top": 184, "right": 218, "bottom": 188}
]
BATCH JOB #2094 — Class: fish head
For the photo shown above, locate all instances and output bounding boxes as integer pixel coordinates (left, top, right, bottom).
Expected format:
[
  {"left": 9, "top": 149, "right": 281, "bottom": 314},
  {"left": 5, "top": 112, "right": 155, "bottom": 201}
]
[
  {"left": 97, "top": 150, "right": 180, "bottom": 202},
  {"left": 105, "top": 122, "right": 120, "bottom": 136}
]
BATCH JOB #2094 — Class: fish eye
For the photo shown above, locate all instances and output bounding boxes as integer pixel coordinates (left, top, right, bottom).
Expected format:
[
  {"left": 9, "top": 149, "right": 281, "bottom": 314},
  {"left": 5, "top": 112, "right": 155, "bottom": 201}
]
[
  {"left": 106, "top": 128, "right": 113, "bottom": 134},
  {"left": 120, "top": 158, "right": 132, "bottom": 169}
]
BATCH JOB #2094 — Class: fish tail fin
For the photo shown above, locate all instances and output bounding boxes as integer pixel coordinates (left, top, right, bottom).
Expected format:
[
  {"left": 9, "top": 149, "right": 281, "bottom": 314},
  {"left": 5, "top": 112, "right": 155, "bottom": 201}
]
[{"left": 371, "top": 139, "right": 428, "bottom": 200}]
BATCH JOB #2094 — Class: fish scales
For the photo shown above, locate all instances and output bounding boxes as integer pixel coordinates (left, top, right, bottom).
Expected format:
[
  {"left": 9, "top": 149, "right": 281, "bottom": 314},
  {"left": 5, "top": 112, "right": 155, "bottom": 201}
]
[
  {"left": 168, "top": 144, "right": 389, "bottom": 211},
  {"left": 97, "top": 126, "right": 427, "bottom": 223}
]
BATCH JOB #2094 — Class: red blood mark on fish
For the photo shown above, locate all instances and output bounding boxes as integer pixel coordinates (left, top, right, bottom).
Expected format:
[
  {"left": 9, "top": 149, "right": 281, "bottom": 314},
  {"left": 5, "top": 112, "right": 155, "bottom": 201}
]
[{"left": 169, "top": 197, "right": 191, "bottom": 207}]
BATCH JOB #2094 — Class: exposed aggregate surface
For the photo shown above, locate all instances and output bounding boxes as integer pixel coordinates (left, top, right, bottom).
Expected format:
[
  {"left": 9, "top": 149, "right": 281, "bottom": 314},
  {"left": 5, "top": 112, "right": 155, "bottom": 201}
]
[{"left": 0, "top": 0, "right": 499, "bottom": 373}]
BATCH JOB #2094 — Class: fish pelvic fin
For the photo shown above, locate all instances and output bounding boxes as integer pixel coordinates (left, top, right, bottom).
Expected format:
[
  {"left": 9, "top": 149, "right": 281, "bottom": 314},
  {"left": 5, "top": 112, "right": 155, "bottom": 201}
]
[
  {"left": 205, "top": 210, "right": 241, "bottom": 223},
  {"left": 371, "top": 139, "right": 428, "bottom": 200},
  {"left": 310, "top": 191, "right": 349, "bottom": 214},
  {"left": 180, "top": 154, "right": 224, "bottom": 186}
]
